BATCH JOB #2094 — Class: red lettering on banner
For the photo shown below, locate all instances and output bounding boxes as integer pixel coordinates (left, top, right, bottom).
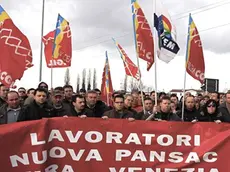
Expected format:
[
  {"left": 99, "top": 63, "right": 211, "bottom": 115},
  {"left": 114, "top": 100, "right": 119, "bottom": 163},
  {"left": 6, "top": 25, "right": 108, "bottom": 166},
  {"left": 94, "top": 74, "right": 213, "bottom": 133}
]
[{"left": 0, "top": 118, "right": 227, "bottom": 171}]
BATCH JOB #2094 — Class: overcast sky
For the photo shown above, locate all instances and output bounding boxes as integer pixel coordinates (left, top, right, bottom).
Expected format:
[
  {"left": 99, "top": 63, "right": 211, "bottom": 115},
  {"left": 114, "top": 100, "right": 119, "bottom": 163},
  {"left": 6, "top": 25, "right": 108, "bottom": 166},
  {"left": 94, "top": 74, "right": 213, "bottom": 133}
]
[{"left": 1, "top": 0, "right": 230, "bottom": 92}]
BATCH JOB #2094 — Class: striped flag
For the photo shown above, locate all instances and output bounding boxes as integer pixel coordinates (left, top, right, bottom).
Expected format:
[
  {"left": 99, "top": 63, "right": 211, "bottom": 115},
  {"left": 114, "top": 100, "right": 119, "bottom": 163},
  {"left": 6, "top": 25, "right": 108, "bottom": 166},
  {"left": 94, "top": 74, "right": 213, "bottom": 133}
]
[
  {"left": 186, "top": 14, "right": 205, "bottom": 84},
  {"left": 52, "top": 14, "right": 72, "bottom": 65},
  {"left": 131, "top": 0, "right": 154, "bottom": 71},
  {"left": 112, "top": 38, "right": 140, "bottom": 80},
  {"left": 101, "top": 51, "right": 113, "bottom": 106}
]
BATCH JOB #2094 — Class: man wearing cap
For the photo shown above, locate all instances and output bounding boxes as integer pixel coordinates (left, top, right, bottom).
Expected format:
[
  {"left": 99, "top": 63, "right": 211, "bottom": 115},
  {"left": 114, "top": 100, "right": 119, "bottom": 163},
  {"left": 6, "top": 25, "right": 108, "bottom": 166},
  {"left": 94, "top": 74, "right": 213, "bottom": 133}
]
[{"left": 51, "top": 90, "right": 72, "bottom": 117}]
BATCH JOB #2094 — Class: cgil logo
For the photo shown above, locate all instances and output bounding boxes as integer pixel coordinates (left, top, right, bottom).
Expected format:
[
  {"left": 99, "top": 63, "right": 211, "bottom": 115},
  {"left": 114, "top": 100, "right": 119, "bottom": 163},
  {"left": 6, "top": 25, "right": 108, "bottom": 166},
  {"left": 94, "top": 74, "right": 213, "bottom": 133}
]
[
  {"left": 0, "top": 71, "right": 13, "bottom": 85},
  {"left": 48, "top": 59, "right": 67, "bottom": 67}
]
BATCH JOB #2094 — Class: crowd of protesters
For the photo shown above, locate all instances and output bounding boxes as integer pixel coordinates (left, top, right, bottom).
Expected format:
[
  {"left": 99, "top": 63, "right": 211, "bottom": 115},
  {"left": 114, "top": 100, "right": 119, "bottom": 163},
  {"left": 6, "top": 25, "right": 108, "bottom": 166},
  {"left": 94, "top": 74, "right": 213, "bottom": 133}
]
[{"left": 0, "top": 81, "right": 230, "bottom": 125}]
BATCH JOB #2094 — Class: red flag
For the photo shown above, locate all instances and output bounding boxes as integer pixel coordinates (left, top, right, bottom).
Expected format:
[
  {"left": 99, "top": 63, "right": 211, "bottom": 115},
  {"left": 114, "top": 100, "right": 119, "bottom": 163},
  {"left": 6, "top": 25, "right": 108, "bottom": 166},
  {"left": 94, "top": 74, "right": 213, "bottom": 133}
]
[
  {"left": 42, "top": 31, "right": 71, "bottom": 68},
  {"left": 101, "top": 51, "right": 113, "bottom": 106},
  {"left": 113, "top": 38, "right": 140, "bottom": 80},
  {"left": 0, "top": 6, "right": 33, "bottom": 87},
  {"left": 132, "top": 0, "right": 154, "bottom": 71},
  {"left": 186, "top": 14, "right": 205, "bottom": 84}
]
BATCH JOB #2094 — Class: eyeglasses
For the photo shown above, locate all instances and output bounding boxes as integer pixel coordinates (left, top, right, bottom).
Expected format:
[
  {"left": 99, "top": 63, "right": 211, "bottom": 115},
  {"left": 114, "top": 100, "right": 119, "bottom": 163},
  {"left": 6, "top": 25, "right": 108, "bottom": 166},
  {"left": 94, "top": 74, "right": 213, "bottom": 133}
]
[
  {"left": 207, "top": 105, "right": 216, "bottom": 108},
  {"left": 115, "top": 102, "right": 124, "bottom": 104}
]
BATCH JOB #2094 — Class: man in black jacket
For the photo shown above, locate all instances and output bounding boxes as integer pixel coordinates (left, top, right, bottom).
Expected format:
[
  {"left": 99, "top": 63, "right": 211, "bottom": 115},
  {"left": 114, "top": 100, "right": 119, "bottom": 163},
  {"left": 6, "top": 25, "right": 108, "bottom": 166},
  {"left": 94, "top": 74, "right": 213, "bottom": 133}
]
[
  {"left": 71, "top": 94, "right": 94, "bottom": 117},
  {"left": 219, "top": 90, "right": 230, "bottom": 122},
  {"left": 17, "top": 88, "right": 55, "bottom": 122},
  {"left": 85, "top": 90, "right": 109, "bottom": 118}
]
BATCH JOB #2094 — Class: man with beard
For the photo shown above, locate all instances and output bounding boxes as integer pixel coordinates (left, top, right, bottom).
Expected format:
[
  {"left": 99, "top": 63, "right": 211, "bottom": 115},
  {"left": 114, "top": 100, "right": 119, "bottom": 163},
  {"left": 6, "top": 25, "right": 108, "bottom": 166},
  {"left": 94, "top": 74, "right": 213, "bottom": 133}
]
[{"left": 71, "top": 94, "right": 94, "bottom": 117}]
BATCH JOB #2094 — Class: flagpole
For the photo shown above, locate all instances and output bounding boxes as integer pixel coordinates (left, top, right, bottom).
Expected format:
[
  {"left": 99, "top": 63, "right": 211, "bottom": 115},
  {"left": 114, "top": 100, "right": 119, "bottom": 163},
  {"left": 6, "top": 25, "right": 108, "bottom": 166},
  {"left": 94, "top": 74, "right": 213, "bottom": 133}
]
[
  {"left": 39, "top": 0, "right": 45, "bottom": 82},
  {"left": 181, "top": 66, "right": 187, "bottom": 121},
  {"left": 131, "top": 1, "right": 146, "bottom": 115},
  {"left": 153, "top": 0, "right": 158, "bottom": 105},
  {"left": 51, "top": 64, "right": 53, "bottom": 90},
  {"left": 182, "top": 13, "right": 192, "bottom": 121}
]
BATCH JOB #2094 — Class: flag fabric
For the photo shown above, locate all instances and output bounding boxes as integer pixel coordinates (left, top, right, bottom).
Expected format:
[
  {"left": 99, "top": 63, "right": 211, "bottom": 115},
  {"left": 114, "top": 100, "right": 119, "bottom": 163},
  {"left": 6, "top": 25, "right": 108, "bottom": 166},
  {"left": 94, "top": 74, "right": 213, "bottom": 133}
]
[
  {"left": 154, "top": 0, "right": 180, "bottom": 63},
  {"left": 112, "top": 38, "right": 140, "bottom": 80},
  {"left": 52, "top": 14, "right": 72, "bottom": 65},
  {"left": 101, "top": 51, "right": 113, "bottom": 106},
  {"left": 0, "top": 5, "right": 33, "bottom": 87},
  {"left": 42, "top": 30, "right": 71, "bottom": 68},
  {"left": 131, "top": 0, "right": 154, "bottom": 71},
  {"left": 185, "top": 14, "right": 205, "bottom": 84}
]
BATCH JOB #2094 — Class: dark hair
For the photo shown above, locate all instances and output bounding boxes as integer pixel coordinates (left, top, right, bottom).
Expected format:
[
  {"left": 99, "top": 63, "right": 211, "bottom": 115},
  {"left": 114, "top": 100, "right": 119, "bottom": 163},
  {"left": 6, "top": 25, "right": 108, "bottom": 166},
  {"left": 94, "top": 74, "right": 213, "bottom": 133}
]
[
  {"left": 38, "top": 82, "right": 48, "bottom": 88},
  {"left": 6, "top": 91, "right": 19, "bottom": 100},
  {"left": 63, "top": 85, "right": 73, "bottom": 90},
  {"left": 54, "top": 86, "right": 64, "bottom": 92},
  {"left": 18, "top": 87, "right": 26, "bottom": 91},
  {"left": 170, "top": 94, "right": 178, "bottom": 99},
  {"left": 211, "top": 91, "right": 220, "bottom": 99},
  {"left": 144, "top": 97, "right": 153, "bottom": 102},
  {"left": 197, "top": 93, "right": 203, "bottom": 97},
  {"left": 203, "top": 99, "right": 218, "bottom": 115},
  {"left": 27, "top": 88, "right": 35, "bottom": 94},
  {"left": 94, "top": 88, "right": 101, "bottom": 94},
  {"left": 138, "top": 91, "right": 145, "bottom": 96},
  {"left": 114, "top": 94, "right": 124, "bottom": 102},
  {"left": 34, "top": 88, "right": 48, "bottom": 96},
  {"left": 160, "top": 96, "right": 170, "bottom": 103},
  {"left": 159, "top": 92, "right": 166, "bottom": 98},
  {"left": 72, "top": 94, "right": 85, "bottom": 103},
  {"left": 0, "top": 84, "right": 4, "bottom": 88},
  {"left": 79, "top": 88, "right": 86, "bottom": 93},
  {"left": 86, "top": 90, "right": 97, "bottom": 95},
  {"left": 150, "top": 91, "right": 155, "bottom": 95},
  {"left": 112, "top": 91, "right": 123, "bottom": 98}
]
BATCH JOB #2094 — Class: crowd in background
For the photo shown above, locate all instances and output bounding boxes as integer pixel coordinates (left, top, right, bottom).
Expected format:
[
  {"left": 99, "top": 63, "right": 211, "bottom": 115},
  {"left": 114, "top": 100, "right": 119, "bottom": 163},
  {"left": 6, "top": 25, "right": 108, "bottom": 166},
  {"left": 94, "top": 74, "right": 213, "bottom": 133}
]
[{"left": 0, "top": 81, "right": 230, "bottom": 125}]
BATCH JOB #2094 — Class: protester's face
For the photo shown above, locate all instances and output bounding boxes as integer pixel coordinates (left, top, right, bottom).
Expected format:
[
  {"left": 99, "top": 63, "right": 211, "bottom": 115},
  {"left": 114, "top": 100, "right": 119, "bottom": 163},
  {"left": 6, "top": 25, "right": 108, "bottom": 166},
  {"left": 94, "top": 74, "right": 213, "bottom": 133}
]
[
  {"left": 170, "top": 96, "right": 178, "bottom": 105},
  {"left": 79, "top": 92, "right": 86, "bottom": 97},
  {"left": 204, "top": 97, "right": 210, "bottom": 103},
  {"left": 73, "top": 98, "right": 85, "bottom": 110},
  {"left": 160, "top": 99, "right": 170, "bottom": 113},
  {"left": 7, "top": 92, "right": 20, "bottom": 109},
  {"left": 185, "top": 97, "right": 195, "bottom": 110},
  {"left": 64, "top": 87, "right": 73, "bottom": 98},
  {"left": 86, "top": 93, "right": 97, "bottom": 105},
  {"left": 138, "top": 94, "right": 143, "bottom": 105},
  {"left": 207, "top": 103, "right": 216, "bottom": 114},
  {"left": 18, "top": 88, "right": 26, "bottom": 97},
  {"left": 170, "top": 102, "right": 176, "bottom": 111},
  {"left": 185, "top": 92, "right": 191, "bottom": 98},
  {"left": 219, "top": 98, "right": 224, "bottom": 105},
  {"left": 52, "top": 95, "right": 63, "bottom": 106},
  {"left": 124, "top": 96, "right": 133, "bottom": 108},
  {"left": 132, "top": 93, "right": 138, "bottom": 106},
  {"left": 226, "top": 94, "right": 230, "bottom": 104},
  {"left": 34, "top": 91, "right": 47, "bottom": 104},
  {"left": 150, "top": 92, "right": 155, "bottom": 100},
  {"left": 27, "top": 90, "right": 35, "bottom": 97},
  {"left": 144, "top": 100, "right": 153, "bottom": 111},
  {"left": 39, "top": 84, "right": 48, "bottom": 91},
  {"left": 96, "top": 91, "right": 101, "bottom": 100},
  {"left": 114, "top": 97, "right": 124, "bottom": 111},
  {"left": 0, "top": 86, "right": 9, "bottom": 98},
  {"left": 211, "top": 93, "right": 218, "bottom": 101}
]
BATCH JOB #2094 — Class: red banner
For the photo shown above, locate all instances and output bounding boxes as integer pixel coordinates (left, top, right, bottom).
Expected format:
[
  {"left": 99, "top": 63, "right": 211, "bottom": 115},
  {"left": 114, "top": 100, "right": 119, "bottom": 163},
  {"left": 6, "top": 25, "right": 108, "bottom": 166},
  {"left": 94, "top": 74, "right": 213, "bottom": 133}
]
[{"left": 0, "top": 118, "right": 229, "bottom": 171}]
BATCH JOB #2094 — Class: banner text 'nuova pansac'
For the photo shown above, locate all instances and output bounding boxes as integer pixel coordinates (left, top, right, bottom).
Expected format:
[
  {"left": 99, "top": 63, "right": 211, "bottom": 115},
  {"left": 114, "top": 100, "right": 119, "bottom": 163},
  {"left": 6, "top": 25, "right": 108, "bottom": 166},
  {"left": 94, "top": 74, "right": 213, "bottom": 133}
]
[{"left": 9, "top": 130, "right": 219, "bottom": 172}]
